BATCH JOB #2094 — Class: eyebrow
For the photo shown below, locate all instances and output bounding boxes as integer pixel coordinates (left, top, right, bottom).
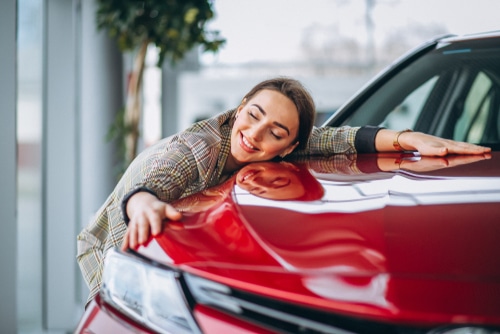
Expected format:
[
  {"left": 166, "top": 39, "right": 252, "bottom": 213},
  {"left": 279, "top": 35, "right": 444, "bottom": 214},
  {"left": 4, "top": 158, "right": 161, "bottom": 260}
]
[{"left": 251, "top": 104, "right": 291, "bottom": 136}]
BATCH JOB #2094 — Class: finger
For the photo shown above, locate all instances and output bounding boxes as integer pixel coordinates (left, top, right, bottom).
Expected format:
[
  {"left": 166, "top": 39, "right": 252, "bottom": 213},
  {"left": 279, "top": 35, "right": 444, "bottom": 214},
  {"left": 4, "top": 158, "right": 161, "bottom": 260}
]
[
  {"left": 149, "top": 205, "right": 182, "bottom": 236},
  {"left": 445, "top": 140, "right": 491, "bottom": 154},
  {"left": 121, "top": 228, "right": 130, "bottom": 251},
  {"left": 165, "top": 204, "right": 182, "bottom": 221},
  {"left": 136, "top": 216, "right": 151, "bottom": 245},
  {"left": 431, "top": 141, "right": 485, "bottom": 156},
  {"left": 129, "top": 222, "right": 138, "bottom": 250},
  {"left": 147, "top": 211, "right": 165, "bottom": 237}
]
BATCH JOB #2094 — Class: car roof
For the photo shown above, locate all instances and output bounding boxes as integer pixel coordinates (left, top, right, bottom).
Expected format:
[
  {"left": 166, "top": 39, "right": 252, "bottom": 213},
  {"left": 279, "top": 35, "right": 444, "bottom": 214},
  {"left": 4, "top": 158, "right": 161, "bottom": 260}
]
[{"left": 438, "top": 30, "right": 500, "bottom": 43}]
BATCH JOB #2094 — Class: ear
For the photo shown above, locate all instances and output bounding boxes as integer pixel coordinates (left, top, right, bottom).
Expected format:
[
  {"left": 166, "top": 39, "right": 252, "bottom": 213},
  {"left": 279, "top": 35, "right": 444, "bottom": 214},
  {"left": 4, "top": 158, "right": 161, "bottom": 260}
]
[
  {"left": 236, "top": 98, "right": 247, "bottom": 115},
  {"left": 281, "top": 141, "right": 299, "bottom": 157}
]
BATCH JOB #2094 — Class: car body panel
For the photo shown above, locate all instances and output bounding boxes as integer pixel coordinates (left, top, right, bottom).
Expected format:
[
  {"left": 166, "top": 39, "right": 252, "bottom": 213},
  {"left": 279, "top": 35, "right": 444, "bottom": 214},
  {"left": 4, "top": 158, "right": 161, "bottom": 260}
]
[{"left": 135, "top": 152, "right": 500, "bottom": 327}]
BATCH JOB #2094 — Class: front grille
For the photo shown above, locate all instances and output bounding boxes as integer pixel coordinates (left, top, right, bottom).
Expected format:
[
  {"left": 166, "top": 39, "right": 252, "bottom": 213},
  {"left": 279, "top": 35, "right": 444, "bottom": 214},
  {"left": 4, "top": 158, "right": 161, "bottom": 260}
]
[{"left": 182, "top": 273, "right": 428, "bottom": 334}]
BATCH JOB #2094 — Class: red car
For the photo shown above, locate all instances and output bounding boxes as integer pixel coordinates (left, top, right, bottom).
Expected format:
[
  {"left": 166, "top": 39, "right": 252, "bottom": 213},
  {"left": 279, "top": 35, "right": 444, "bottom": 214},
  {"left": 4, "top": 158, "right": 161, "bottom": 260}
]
[{"left": 76, "top": 31, "right": 500, "bottom": 334}]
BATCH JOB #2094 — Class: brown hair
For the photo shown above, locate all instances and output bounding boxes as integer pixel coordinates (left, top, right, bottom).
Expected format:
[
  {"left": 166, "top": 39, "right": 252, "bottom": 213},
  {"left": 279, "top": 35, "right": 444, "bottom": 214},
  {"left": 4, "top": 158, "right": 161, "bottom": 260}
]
[{"left": 242, "top": 77, "right": 315, "bottom": 150}]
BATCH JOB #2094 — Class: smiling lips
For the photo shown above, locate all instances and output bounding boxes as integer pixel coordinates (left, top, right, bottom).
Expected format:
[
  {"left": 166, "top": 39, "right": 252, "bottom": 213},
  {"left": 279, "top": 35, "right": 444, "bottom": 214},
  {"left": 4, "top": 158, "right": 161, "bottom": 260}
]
[
  {"left": 239, "top": 169, "right": 257, "bottom": 183},
  {"left": 240, "top": 132, "right": 258, "bottom": 152}
]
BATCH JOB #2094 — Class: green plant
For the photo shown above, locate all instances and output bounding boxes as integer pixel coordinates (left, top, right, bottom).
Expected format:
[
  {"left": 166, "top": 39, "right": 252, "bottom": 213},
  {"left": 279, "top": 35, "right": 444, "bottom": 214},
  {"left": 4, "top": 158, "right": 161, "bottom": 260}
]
[{"left": 97, "top": 0, "right": 225, "bottom": 170}]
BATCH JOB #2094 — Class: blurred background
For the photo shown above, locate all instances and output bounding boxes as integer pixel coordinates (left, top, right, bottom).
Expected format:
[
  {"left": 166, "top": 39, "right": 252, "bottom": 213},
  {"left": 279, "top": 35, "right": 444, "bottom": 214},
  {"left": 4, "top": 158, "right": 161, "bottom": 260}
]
[{"left": 1, "top": 0, "right": 499, "bottom": 333}]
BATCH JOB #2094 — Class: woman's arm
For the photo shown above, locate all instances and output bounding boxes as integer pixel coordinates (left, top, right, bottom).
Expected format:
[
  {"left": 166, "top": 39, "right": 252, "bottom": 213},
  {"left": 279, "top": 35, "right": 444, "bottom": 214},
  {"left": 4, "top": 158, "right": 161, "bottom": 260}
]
[
  {"left": 117, "top": 131, "right": 222, "bottom": 250},
  {"left": 76, "top": 196, "right": 115, "bottom": 307},
  {"left": 375, "top": 129, "right": 491, "bottom": 156},
  {"left": 77, "top": 228, "right": 105, "bottom": 307},
  {"left": 300, "top": 125, "right": 490, "bottom": 157}
]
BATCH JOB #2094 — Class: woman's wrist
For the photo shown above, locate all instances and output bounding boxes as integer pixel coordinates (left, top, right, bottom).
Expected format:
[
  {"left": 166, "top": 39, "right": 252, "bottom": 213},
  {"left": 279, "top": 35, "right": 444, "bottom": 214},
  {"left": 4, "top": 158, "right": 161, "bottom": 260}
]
[
  {"left": 375, "top": 129, "right": 416, "bottom": 152},
  {"left": 393, "top": 129, "right": 413, "bottom": 151}
]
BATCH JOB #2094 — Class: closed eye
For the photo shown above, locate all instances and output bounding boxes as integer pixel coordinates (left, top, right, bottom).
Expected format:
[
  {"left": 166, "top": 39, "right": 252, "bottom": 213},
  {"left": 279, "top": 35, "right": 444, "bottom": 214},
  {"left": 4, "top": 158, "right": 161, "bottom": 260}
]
[
  {"left": 271, "top": 131, "right": 282, "bottom": 140},
  {"left": 248, "top": 111, "right": 258, "bottom": 120},
  {"left": 248, "top": 106, "right": 287, "bottom": 140}
]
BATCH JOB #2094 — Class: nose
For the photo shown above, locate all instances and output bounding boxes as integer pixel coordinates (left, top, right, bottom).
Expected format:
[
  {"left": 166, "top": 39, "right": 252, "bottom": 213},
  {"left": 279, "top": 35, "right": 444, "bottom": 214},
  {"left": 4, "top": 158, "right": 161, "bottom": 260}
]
[{"left": 248, "top": 123, "right": 265, "bottom": 142}]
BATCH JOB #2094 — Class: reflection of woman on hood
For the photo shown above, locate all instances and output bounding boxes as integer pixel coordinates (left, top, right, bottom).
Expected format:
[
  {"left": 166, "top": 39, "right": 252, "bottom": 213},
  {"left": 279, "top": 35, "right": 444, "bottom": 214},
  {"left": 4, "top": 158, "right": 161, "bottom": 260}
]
[
  {"left": 236, "top": 161, "right": 324, "bottom": 201},
  {"left": 171, "top": 176, "right": 235, "bottom": 214}
]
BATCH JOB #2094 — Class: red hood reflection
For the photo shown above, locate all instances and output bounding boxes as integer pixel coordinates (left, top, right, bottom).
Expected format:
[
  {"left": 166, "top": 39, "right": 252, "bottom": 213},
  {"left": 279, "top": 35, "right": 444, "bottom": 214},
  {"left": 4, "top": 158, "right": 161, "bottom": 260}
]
[{"left": 137, "top": 153, "right": 500, "bottom": 326}]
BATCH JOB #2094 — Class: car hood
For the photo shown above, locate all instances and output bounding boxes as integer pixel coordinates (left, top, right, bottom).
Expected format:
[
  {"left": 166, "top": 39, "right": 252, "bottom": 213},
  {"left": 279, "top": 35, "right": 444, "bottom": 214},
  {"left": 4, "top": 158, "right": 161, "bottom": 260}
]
[{"left": 137, "top": 152, "right": 500, "bottom": 326}]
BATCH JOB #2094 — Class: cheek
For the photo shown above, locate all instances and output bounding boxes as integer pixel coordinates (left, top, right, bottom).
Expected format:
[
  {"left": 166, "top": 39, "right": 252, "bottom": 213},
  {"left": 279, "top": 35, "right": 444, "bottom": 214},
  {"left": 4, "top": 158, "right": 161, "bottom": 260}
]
[
  {"left": 232, "top": 116, "right": 247, "bottom": 134},
  {"left": 231, "top": 120, "right": 241, "bottom": 138},
  {"left": 261, "top": 141, "right": 290, "bottom": 156}
]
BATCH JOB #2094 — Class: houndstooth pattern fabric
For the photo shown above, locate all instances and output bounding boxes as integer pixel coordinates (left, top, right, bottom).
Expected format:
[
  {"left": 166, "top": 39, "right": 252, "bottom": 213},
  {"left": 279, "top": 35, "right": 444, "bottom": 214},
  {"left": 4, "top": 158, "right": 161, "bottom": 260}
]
[{"left": 76, "top": 109, "right": 359, "bottom": 305}]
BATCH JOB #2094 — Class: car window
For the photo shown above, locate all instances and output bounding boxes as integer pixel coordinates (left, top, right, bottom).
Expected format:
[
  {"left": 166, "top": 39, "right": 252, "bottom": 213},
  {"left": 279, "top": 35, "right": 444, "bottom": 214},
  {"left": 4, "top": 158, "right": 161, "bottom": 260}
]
[
  {"left": 380, "top": 77, "right": 438, "bottom": 130},
  {"left": 335, "top": 38, "right": 500, "bottom": 146},
  {"left": 337, "top": 52, "right": 454, "bottom": 131},
  {"left": 455, "top": 72, "right": 496, "bottom": 142}
]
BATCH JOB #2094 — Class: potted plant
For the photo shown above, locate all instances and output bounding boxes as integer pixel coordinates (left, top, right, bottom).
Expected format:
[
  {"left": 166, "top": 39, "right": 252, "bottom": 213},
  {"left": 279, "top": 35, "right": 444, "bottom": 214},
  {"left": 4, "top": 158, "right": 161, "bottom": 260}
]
[{"left": 97, "top": 0, "right": 225, "bottom": 169}]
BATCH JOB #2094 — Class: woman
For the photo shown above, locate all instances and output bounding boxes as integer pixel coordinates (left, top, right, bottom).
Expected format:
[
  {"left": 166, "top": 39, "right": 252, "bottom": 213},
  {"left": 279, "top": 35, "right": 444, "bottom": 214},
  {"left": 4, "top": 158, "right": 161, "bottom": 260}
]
[
  {"left": 77, "top": 77, "right": 489, "bottom": 305},
  {"left": 236, "top": 161, "right": 325, "bottom": 201}
]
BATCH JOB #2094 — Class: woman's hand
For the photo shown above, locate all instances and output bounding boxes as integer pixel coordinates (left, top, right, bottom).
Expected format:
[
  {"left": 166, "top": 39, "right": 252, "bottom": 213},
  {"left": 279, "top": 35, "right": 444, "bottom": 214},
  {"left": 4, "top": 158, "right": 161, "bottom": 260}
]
[
  {"left": 376, "top": 129, "right": 491, "bottom": 156},
  {"left": 121, "top": 191, "right": 182, "bottom": 251}
]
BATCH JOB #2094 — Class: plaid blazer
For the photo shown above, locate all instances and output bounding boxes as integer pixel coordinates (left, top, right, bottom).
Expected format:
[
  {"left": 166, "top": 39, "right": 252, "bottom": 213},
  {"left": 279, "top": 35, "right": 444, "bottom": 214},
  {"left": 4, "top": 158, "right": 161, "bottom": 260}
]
[{"left": 77, "top": 109, "right": 359, "bottom": 304}]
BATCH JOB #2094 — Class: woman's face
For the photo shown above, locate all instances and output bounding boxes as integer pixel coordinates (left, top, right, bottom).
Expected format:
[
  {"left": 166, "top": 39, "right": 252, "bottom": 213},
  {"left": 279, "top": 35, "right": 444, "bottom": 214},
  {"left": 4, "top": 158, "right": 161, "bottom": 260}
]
[
  {"left": 236, "top": 162, "right": 305, "bottom": 200},
  {"left": 230, "top": 89, "right": 299, "bottom": 167}
]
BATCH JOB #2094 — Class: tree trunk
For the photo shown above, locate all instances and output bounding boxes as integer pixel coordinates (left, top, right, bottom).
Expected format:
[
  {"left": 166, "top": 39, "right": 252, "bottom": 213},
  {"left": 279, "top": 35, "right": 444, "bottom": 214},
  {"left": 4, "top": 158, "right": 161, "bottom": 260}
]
[{"left": 124, "top": 40, "right": 149, "bottom": 166}]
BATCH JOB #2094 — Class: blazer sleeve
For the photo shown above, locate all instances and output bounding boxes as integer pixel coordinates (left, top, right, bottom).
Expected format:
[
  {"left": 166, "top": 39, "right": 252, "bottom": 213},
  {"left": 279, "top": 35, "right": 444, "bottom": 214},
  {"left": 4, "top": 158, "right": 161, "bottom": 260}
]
[
  {"left": 76, "top": 137, "right": 200, "bottom": 305},
  {"left": 293, "top": 125, "right": 383, "bottom": 156},
  {"left": 76, "top": 195, "right": 117, "bottom": 307},
  {"left": 293, "top": 125, "right": 359, "bottom": 156}
]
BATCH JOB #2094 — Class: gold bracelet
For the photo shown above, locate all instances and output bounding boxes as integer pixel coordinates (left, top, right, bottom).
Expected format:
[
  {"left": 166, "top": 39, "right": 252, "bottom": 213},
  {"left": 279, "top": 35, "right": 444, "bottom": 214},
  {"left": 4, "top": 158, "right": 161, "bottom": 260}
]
[{"left": 393, "top": 129, "right": 412, "bottom": 151}]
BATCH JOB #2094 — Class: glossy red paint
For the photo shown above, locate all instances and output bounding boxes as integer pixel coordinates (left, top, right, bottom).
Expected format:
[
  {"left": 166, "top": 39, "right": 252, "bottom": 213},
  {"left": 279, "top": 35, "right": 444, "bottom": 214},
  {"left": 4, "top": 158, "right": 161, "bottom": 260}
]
[
  {"left": 138, "top": 153, "right": 500, "bottom": 327},
  {"left": 194, "top": 304, "right": 276, "bottom": 334},
  {"left": 74, "top": 294, "right": 153, "bottom": 334}
]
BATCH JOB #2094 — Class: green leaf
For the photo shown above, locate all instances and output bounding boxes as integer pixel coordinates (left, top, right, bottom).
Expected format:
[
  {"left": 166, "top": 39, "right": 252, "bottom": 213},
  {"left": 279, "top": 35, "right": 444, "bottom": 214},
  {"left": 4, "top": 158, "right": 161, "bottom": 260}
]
[{"left": 184, "top": 8, "right": 199, "bottom": 24}]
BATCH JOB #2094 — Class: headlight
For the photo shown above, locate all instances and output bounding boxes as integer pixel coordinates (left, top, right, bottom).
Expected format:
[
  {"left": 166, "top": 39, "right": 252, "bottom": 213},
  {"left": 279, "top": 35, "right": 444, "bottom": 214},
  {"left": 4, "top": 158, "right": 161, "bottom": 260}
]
[
  {"left": 101, "top": 248, "right": 200, "bottom": 334},
  {"left": 429, "top": 326, "right": 500, "bottom": 334}
]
